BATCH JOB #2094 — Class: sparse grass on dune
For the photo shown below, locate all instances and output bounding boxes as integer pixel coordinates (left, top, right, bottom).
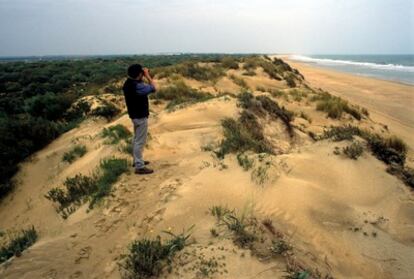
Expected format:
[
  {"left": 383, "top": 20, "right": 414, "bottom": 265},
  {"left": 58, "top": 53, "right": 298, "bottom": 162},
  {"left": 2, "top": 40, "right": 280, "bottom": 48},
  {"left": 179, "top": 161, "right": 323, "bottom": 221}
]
[
  {"left": 323, "top": 125, "right": 407, "bottom": 165},
  {"left": 89, "top": 158, "right": 129, "bottom": 208},
  {"left": 91, "top": 100, "right": 121, "bottom": 120},
  {"left": 210, "top": 206, "right": 257, "bottom": 248},
  {"left": 151, "top": 80, "right": 213, "bottom": 110},
  {"left": 236, "top": 153, "right": 254, "bottom": 171},
  {"left": 120, "top": 229, "right": 192, "bottom": 279},
  {"left": 217, "top": 111, "right": 273, "bottom": 158},
  {"left": 62, "top": 145, "right": 87, "bottom": 163},
  {"left": 0, "top": 226, "right": 38, "bottom": 263},
  {"left": 220, "top": 56, "right": 240, "bottom": 70},
  {"left": 241, "top": 56, "right": 304, "bottom": 86},
  {"left": 229, "top": 74, "right": 248, "bottom": 89},
  {"left": 342, "top": 142, "right": 364, "bottom": 160},
  {"left": 102, "top": 124, "right": 132, "bottom": 145},
  {"left": 323, "top": 125, "right": 412, "bottom": 187},
  {"left": 45, "top": 158, "right": 128, "bottom": 218},
  {"left": 239, "top": 92, "right": 295, "bottom": 136},
  {"left": 209, "top": 206, "right": 322, "bottom": 277},
  {"left": 153, "top": 61, "right": 225, "bottom": 82},
  {"left": 311, "top": 91, "right": 362, "bottom": 120}
]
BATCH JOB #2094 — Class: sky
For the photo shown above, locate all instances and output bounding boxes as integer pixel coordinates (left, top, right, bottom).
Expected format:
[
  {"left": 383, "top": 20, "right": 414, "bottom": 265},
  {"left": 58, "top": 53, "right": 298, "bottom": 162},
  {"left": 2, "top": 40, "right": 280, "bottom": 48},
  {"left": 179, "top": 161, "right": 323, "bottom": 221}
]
[{"left": 0, "top": 0, "right": 413, "bottom": 56}]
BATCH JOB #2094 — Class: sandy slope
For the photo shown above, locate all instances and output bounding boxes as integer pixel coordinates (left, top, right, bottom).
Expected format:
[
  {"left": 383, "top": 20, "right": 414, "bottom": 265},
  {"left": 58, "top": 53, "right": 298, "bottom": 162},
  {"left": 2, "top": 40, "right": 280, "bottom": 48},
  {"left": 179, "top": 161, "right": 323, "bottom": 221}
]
[{"left": 0, "top": 61, "right": 413, "bottom": 279}]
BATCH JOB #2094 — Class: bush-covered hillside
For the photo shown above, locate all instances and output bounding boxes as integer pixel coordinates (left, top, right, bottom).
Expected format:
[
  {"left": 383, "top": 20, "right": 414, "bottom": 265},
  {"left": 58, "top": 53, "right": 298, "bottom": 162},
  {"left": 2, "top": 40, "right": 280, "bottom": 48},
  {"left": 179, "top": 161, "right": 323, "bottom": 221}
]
[{"left": 0, "top": 54, "right": 237, "bottom": 199}]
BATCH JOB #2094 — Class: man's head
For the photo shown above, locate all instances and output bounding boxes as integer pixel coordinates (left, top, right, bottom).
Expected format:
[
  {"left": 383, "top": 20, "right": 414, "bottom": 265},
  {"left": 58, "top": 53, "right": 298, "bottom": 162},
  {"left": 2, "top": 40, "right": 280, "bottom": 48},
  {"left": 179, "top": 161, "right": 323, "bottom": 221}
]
[{"left": 127, "top": 64, "right": 144, "bottom": 80}]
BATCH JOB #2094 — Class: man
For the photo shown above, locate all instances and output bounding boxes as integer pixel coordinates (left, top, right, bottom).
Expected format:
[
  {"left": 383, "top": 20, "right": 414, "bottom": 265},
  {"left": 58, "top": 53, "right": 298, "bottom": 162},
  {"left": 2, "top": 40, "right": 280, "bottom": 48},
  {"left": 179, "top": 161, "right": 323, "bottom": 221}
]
[{"left": 123, "top": 64, "right": 156, "bottom": 174}]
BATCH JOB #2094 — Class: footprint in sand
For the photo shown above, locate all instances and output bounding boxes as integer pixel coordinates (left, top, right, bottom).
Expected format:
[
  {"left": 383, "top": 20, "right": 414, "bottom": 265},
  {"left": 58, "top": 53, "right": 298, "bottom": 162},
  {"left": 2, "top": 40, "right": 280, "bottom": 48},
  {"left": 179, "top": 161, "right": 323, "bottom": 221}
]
[
  {"left": 41, "top": 269, "right": 58, "bottom": 279},
  {"left": 75, "top": 246, "right": 92, "bottom": 264}
]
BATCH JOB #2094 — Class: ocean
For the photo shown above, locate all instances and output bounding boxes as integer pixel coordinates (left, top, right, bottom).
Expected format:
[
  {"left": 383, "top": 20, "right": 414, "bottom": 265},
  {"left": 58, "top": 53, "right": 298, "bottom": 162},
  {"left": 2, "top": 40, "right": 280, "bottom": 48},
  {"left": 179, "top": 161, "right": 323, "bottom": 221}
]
[{"left": 290, "top": 54, "right": 414, "bottom": 85}]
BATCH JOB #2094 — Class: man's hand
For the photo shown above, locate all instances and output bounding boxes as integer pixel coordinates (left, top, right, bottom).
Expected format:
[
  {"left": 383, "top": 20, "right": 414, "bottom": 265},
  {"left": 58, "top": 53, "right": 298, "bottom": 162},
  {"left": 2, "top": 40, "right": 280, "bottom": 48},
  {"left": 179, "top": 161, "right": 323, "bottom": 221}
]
[
  {"left": 143, "top": 68, "right": 151, "bottom": 79},
  {"left": 143, "top": 67, "right": 157, "bottom": 92}
]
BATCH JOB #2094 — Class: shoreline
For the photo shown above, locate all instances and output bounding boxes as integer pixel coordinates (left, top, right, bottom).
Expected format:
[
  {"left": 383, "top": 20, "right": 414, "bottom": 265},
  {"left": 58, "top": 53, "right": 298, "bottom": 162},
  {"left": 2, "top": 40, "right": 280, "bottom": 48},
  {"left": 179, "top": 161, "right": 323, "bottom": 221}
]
[
  {"left": 290, "top": 60, "right": 414, "bottom": 87},
  {"left": 284, "top": 58, "right": 414, "bottom": 152}
]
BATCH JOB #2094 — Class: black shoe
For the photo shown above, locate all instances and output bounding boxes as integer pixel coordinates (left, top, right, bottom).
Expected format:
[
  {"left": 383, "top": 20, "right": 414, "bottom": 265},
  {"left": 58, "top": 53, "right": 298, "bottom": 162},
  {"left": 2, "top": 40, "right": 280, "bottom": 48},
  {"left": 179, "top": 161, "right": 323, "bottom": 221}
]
[
  {"left": 135, "top": 167, "right": 154, "bottom": 175},
  {"left": 132, "top": 161, "right": 150, "bottom": 167}
]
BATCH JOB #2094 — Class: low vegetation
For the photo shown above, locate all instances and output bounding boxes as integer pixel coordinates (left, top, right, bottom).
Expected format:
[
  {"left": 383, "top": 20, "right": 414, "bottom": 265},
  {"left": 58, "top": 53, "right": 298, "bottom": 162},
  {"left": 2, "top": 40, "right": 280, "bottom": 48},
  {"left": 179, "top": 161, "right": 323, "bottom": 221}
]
[
  {"left": 0, "top": 54, "right": 228, "bottom": 201},
  {"left": 91, "top": 101, "right": 121, "bottom": 120},
  {"left": 239, "top": 92, "right": 295, "bottom": 136},
  {"left": 102, "top": 124, "right": 132, "bottom": 145},
  {"left": 236, "top": 153, "right": 254, "bottom": 171},
  {"left": 241, "top": 56, "right": 303, "bottom": 86},
  {"left": 342, "top": 142, "right": 364, "bottom": 160},
  {"left": 151, "top": 80, "right": 213, "bottom": 110},
  {"left": 324, "top": 125, "right": 412, "bottom": 187},
  {"left": 311, "top": 91, "right": 362, "bottom": 120},
  {"left": 120, "top": 229, "right": 192, "bottom": 279},
  {"left": 62, "top": 145, "right": 87, "bottom": 163},
  {"left": 220, "top": 56, "right": 240, "bottom": 70},
  {"left": 153, "top": 61, "right": 225, "bottom": 82},
  {"left": 217, "top": 111, "right": 273, "bottom": 158},
  {"left": 0, "top": 226, "right": 38, "bottom": 263},
  {"left": 45, "top": 158, "right": 128, "bottom": 218},
  {"left": 229, "top": 74, "right": 248, "bottom": 89},
  {"left": 210, "top": 206, "right": 257, "bottom": 248}
]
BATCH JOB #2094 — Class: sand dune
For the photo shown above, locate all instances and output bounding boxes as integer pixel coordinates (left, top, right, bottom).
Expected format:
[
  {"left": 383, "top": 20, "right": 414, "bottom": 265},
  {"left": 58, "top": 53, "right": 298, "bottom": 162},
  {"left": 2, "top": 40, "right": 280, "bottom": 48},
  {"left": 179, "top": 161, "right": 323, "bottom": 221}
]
[{"left": 1, "top": 58, "right": 413, "bottom": 279}]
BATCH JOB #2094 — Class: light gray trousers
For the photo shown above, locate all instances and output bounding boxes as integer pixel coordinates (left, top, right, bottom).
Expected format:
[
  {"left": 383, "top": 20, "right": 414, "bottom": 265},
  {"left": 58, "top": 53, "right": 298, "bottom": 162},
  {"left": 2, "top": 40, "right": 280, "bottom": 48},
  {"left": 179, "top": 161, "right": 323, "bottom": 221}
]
[{"left": 132, "top": 117, "right": 148, "bottom": 169}]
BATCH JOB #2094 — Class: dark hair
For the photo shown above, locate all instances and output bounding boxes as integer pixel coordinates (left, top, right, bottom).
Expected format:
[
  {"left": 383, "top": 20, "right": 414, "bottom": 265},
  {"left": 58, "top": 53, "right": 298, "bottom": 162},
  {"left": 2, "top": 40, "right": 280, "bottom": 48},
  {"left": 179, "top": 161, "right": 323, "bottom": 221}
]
[{"left": 127, "top": 64, "right": 143, "bottom": 78}]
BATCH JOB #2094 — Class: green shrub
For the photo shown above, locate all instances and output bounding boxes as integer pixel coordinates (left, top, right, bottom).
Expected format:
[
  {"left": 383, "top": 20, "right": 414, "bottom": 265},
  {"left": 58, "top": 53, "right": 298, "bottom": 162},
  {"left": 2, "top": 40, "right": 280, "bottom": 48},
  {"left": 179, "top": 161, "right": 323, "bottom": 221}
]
[
  {"left": 62, "top": 145, "right": 87, "bottom": 163},
  {"left": 270, "top": 89, "right": 284, "bottom": 98},
  {"left": 229, "top": 74, "right": 248, "bottom": 89},
  {"left": 322, "top": 125, "right": 362, "bottom": 141},
  {"left": 46, "top": 158, "right": 128, "bottom": 217},
  {"left": 221, "top": 56, "right": 240, "bottom": 69},
  {"left": 120, "top": 229, "right": 192, "bottom": 279},
  {"left": 365, "top": 134, "right": 406, "bottom": 166},
  {"left": 152, "top": 80, "right": 213, "bottom": 110},
  {"left": 237, "top": 153, "right": 254, "bottom": 171},
  {"left": 343, "top": 142, "right": 364, "bottom": 160},
  {"left": 89, "top": 158, "right": 129, "bottom": 207},
  {"left": 289, "top": 89, "right": 308, "bottom": 102},
  {"left": 25, "top": 92, "right": 73, "bottom": 121},
  {"left": 242, "top": 69, "right": 256, "bottom": 76},
  {"left": 211, "top": 206, "right": 256, "bottom": 248},
  {"left": 313, "top": 92, "right": 361, "bottom": 120},
  {"left": 284, "top": 73, "right": 297, "bottom": 88},
  {"left": 261, "top": 61, "right": 282, "bottom": 80},
  {"left": 217, "top": 111, "right": 273, "bottom": 158},
  {"left": 91, "top": 101, "right": 120, "bottom": 120},
  {"left": 102, "top": 124, "right": 132, "bottom": 144},
  {"left": 286, "top": 271, "right": 310, "bottom": 279},
  {"left": 270, "top": 239, "right": 291, "bottom": 255},
  {"left": 256, "top": 95, "right": 294, "bottom": 135},
  {"left": 64, "top": 99, "right": 91, "bottom": 121},
  {"left": 386, "top": 165, "right": 414, "bottom": 188},
  {"left": 323, "top": 126, "right": 407, "bottom": 166},
  {"left": 45, "top": 174, "right": 97, "bottom": 212},
  {"left": 155, "top": 62, "right": 225, "bottom": 82},
  {"left": 239, "top": 93, "right": 294, "bottom": 136},
  {"left": 0, "top": 226, "right": 38, "bottom": 263}
]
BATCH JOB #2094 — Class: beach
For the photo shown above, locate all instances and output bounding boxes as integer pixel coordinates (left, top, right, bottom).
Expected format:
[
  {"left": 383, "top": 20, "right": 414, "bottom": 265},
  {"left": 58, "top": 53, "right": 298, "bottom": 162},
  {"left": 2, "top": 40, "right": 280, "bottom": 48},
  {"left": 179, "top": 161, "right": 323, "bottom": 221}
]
[{"left": 286, "top": 58, "right": 414, "bottom": 152}]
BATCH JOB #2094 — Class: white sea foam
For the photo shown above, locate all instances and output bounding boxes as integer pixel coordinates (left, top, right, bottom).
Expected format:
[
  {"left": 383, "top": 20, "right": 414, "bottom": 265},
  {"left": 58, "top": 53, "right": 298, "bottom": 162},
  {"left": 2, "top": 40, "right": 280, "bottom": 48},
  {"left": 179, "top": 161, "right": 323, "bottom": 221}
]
[{"left": 290, "top": 55, "right": 414, "bottom": 73}]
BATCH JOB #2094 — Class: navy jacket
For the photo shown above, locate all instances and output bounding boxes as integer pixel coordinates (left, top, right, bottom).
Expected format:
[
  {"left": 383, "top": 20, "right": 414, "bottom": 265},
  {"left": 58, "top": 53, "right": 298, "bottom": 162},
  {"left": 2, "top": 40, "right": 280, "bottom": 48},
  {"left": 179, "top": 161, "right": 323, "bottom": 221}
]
[{"left": 123, "top": 78, "right": 155, "bottom": 119}]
